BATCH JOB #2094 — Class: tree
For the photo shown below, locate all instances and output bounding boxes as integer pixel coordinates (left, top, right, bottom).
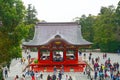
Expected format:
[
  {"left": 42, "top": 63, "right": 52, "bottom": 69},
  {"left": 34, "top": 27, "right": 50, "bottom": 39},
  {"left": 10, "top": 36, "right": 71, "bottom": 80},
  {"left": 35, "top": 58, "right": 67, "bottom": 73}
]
[
  {"left": 24, "top": 4, "right": 39, "bottom": 41},
  {"left": 0, "top": 0, "right": 29, "bottom": 64},
  {"left": 93, "top": 5, "right": 119, "bottom": 52},
  {"left": 74, "top": 4, "right": 120, "bottom": 52},
  {"left": 25, "top": 4, "right": 39, "bottom": 25},
  {"left": 74, "top": 14, "right": 95, "bottom": 42},
  {"left": 116, "top": 1, "right": 120, "bottom": 25},
  {"left": 115, "top": 1, "right": 120, "bottom": 41}
]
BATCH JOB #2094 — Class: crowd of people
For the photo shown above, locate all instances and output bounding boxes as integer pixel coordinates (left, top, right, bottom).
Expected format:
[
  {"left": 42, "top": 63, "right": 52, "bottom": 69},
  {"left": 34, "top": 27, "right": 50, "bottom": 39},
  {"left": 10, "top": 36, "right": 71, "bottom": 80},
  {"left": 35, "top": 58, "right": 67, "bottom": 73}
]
[
  {"left": 12, "top": 67, "right": 73, "bottom": 80},
  {"left": 46, "top": 72, "right": 73, "bottom": 80},
  {"left": 21, "top": 65, "right": 73, "bottom": 80},
  {"left": 84, "top": 53, "right": 120, "bottom": 80}
]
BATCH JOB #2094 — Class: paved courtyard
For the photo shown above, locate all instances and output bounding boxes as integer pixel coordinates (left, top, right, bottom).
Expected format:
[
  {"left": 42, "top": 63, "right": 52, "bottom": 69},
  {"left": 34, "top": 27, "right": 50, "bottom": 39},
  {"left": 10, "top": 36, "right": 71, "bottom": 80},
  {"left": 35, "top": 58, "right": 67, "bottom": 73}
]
[{"left": 3, "top": 51, "right": 120, "bottom": 80}]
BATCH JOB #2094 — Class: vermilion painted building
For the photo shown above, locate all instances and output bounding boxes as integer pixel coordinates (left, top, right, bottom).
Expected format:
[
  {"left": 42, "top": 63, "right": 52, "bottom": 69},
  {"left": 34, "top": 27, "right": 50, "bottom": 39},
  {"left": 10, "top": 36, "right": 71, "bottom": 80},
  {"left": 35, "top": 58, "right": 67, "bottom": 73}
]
[{"left": 23, "top": 22, "right": 92, "bottom": 72}]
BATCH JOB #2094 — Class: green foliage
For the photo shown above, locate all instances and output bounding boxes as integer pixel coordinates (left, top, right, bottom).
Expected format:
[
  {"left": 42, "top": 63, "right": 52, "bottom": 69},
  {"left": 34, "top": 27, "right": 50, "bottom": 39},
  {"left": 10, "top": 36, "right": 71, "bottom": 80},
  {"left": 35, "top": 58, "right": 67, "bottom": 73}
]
[
  {"left": 24, "top": 4, "right": 39, "bottom": 41},
  {"left": 75, "top": 3, "right": 120, "bottom": 53},
  {"left": 100, "top": 41, "right": 120, "bottom": 52},
  {"left": 116, "top": 1, "right": 120, "bottom": 25},
  {"left": 14, "top": 24, "right": 30, "bottom": 42},
  {"left": 25, "top": 24, "right": 35, "bottom": 41},
  {"left": 34, "top": 59, "right": 38, "bottom": 63},
  {"left": 93, "top": 5, "right": 119, "bottom": 52},
  {"left": 115, "top": 1, "right": 120, "bottom": 41},
  {"left": 25, "top": 4, "right": 39, "bottom": 24},
  {"left": 0, "top": 1, "right": 39, "bottom": 65},
  {"left": 0, "top": 0, "right": 29, "bottom": 64},
  {"left": 75, "top": 14, "right": 95, "bottom": 42},
  {"left": 0, "top": 0, "right": 25, "bottom": 32}
]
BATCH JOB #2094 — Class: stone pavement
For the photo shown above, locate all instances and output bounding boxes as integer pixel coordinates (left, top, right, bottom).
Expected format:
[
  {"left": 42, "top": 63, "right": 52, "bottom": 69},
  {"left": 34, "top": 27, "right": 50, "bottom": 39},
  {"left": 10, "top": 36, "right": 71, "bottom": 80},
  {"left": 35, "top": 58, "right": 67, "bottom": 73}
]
[{"left": 4, "top": 51, "right": 120, "bottom": 80}]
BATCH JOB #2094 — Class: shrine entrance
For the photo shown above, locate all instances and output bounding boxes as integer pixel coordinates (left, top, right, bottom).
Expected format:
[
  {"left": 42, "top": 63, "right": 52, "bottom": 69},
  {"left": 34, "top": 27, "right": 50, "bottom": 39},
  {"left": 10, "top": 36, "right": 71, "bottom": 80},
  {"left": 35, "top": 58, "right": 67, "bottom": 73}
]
[
  {"left": 23, "top": 22, "right": 92, "bottom": 72},
  {"left": 29, "top": 38, "right": 86, "bottom": 72}
]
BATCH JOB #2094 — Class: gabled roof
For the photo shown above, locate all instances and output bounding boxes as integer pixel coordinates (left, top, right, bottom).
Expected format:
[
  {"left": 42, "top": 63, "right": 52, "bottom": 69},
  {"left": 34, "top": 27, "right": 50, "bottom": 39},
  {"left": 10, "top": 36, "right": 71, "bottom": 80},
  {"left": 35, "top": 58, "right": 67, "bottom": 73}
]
[{"left": 23, "top": 22, "right": 92, "bottom": 46}]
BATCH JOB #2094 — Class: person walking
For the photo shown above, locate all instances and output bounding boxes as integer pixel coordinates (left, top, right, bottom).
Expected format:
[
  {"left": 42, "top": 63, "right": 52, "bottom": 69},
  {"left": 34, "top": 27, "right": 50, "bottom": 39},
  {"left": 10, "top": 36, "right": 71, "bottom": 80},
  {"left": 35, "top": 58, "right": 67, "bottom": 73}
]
[
  {"left": 58, "top": 71, "right": 62, "bottom": 80},
  {"left": 89, "top": 53, "right": 92, "bottom": 61},
  {"left": 117, "top": 49, "right": 120, "bottom": 55},
  {"left": 40, "top": 71, "right": 43, "bottom": 79},
  {"left": 35, "top": 71, "right": 39, "bottom": 80},
  {"left": 87, "top": 69, "right": 91, "bottom": 79},
  {"left": 61, "top": 65, "right": 64, "bottom": 75},
  {"left": 4, "top": 67, "right": 8, "bottom": 78},
  {"left": 47, "top": 74, "right": 51, "bottom": 80},
  {"left": 68, "top": 76, "right": 72, "bottom": 80},
  {"left": 83, "top": 53, "right": 86, "bottom": 60},
  {"left": 52, "top": 74, "right": 56, "bottom": 80},
  {"left": 53, "top": 66, "right": 57, "bottom": 74}
]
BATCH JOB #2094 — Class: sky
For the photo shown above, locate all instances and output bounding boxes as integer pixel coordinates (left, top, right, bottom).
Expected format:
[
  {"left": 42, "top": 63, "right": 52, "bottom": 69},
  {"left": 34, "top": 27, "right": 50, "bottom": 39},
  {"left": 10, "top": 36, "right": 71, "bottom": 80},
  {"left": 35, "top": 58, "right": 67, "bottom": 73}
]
[{"left": 22, "top": 0, "right": 119, "bottom": 22}]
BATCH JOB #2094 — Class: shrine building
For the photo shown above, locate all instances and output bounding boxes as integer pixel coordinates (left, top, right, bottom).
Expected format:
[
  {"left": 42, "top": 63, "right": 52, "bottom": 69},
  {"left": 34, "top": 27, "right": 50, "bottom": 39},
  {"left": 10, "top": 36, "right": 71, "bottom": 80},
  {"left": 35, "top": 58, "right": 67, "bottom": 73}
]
[{"left": 23, "top": 22, "right": 92, "bottom": 72}]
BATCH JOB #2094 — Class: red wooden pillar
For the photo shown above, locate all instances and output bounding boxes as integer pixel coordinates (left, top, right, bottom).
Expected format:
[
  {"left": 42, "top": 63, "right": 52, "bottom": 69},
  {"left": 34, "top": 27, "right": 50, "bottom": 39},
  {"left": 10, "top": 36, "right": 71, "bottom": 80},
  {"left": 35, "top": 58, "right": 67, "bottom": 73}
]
[
  {"left": 38, "top": 48, "right": 41, "bottom": 62},
  {"left": 63, "top": 49, "right": 66, "bottom": 61},
  {"left": 75, "top": 49, "right": 78, "bottom": 61},
  {"left": 50, "top": 49, "right": 53, "bottom": 61}
]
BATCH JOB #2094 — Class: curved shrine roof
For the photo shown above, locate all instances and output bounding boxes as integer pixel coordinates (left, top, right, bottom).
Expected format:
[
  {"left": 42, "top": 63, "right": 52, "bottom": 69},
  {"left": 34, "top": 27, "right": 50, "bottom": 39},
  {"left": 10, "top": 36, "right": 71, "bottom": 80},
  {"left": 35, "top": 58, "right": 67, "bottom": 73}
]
[{"left": 23, "top": 22, "right": 92, "bottom": 46}]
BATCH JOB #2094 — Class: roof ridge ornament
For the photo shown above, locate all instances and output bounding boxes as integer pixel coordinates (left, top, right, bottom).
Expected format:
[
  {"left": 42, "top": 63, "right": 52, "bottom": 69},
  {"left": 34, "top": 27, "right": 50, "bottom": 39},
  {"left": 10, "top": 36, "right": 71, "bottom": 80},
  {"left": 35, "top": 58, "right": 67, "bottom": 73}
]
[
  {"left": 55, "top": 31, "right": 61, "bottom": 38},
  {"left": 55, "top": 34, "right": 61, "bottom": 38}
]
